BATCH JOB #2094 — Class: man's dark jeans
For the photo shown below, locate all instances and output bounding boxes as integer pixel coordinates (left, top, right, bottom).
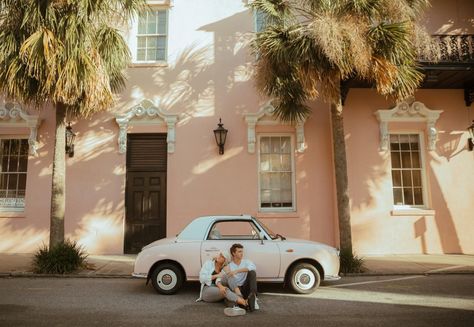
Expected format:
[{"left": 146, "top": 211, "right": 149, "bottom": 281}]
[{"left": 240, "top": 270, "right": 257, "bottom": 299}]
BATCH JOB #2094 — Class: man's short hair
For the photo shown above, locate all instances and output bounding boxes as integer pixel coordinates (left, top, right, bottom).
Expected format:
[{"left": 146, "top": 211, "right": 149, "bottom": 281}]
[{"left": 230, "top": 243, "right": 243, "bottom": 256}]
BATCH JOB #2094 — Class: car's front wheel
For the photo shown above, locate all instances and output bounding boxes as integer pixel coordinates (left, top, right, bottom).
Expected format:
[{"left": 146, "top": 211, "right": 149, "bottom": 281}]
[
  {"left": 288, "top": 263, "right": 321, "bottom": 294},
  {"left": 150, "top": 263, "right": 184, "bottom": 295}
]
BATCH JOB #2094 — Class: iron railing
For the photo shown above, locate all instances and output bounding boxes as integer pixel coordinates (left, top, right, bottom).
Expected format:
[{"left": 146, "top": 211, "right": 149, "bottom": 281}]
[{"left": 425, "top": 34, "right": 474, "bottom": 63}]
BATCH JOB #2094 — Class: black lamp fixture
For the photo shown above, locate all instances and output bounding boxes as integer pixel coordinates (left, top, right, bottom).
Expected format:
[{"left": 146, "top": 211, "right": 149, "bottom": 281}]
[
  {"left": 65, "top": 122, "right": 76, "bottom": 158},
  {"left": 213, "top": 118, "right": 228, "bottom": 155},
  {"left": 468, "top": 120, "right": 474, "bottom": 151}
]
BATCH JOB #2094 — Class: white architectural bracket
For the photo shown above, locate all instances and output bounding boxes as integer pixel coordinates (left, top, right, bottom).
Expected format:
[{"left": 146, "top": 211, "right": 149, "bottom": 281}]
[
  {"left": 115, "top": 100, "right": 178, "bottom": 154},
  {"left": 243, "top": 100, "right": 307, "bottom": 153},
  {"left": 375, "top": 100, "right": 443, "bottom": 151},
  {"left": 0, "top": 103, "right": 41, "bottom": 156}
]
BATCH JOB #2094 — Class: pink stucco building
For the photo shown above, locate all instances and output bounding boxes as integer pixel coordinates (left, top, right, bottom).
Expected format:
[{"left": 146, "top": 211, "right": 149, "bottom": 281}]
[{"left": 1, "top": 0, "right": 473, "bottom": 255}]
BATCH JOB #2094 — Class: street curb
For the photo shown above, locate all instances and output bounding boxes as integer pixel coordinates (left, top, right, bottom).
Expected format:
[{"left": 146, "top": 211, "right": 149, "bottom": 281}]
[
  {"left": 0, "top": 272, "right": 134, "bottom": 279},
  {"left": 342, "top": 271, "right": 474, "bottom": 277}
]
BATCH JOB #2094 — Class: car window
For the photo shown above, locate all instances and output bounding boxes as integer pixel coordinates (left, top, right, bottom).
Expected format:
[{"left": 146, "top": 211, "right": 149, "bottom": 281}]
[{"left": 207, "top": 221, "right": 261, "bottom": 240}]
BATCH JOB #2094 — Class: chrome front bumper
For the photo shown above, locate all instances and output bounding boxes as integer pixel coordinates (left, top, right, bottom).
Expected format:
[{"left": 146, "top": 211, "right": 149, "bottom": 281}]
[
  {"left": 324, "top": 274, "right": 341, "bottom": 281},
  {"left": 132, "top": 272, "right": 147, "bottom": 278}
]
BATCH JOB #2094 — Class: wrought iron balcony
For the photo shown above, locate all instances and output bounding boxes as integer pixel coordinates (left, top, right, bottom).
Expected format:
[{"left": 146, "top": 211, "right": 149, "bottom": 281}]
[
  {"left": 420, "top": 34, "right": 474, "bottom": 63},
  {"left": 419, "top": 35, "right": 474, "bottom": 95}
]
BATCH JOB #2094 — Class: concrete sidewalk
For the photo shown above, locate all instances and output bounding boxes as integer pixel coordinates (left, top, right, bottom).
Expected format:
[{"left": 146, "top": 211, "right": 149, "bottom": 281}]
[{"left": 0, "top": 253, "right": 473, "bottom": 277}]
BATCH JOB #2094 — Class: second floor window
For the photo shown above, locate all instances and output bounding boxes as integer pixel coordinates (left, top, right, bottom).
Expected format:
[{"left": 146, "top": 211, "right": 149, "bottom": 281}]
[{"left": 137, "top": 9, "right": 168, "bottom": 62}]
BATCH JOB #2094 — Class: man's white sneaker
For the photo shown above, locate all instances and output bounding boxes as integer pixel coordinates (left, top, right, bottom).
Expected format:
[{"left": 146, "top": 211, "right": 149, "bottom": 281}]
[
  {"left": 224, "top": 306, "right": 246, "bottom": 317},
  {"left": 254, "top": 297, "right": 260, "bottom": 310}
]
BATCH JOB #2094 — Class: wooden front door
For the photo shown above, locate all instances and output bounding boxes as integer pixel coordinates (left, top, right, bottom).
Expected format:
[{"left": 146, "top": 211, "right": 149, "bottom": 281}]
[{"left": 125, "top": 134, "right": 167, "bottom": 254}]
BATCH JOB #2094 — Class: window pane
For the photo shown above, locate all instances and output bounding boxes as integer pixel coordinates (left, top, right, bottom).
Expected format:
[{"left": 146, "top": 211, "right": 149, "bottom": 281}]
[
  {"left": 281, "top": 190, "right": 292, "bottom": 206},
  {"left": 400, "top": 135, "right": 410, "bottom": 150},
  {"left": 157, "top": 49, "right": 166, "bottom": 61},
  {"left": 401, "top": 152, "right": 411, "bottom": 168},
  {"left": 390, "top": 135, "right": 400, "bottom": 150},
  {"left": 412, "top": 152, "right": 420, "bottom": 168},
  {"left": 260, "top": 137, "right": 270, "bottom": 153},
  {"left": 138, "top": 15, "right": 147, "bottom": 34},
  {"left": 402, "top": 170, "right": 412, "bottom": 187},
  {"left": 271, "top": 190, "right": 281, "bottom": 205},
  {"left": 261, "top": 189, "right": 271, "bottom": 204},
  {"left": 270, "top": 173, "right": 280, "bottom": 189},
  {"left": 147, "top": 48, "right": 157, "bottom": 61},
  {"left": 157, "top": 36, "right": 166, "bottom": 48},
  {"left": 8, "top": 156, "right": 18, "bottom": 172},
  {"left": 0, "top": 174, "right": 7, "bottom": 189},
  {"left": 260, "top": 154, "right": 270, "bottom": 171},
  {"left": 137, "top": 36, "right": 146, "bottom": 48},
  {"left": 19, "top": 156, "right": 28, "bottom": 172},
  {"left": 270, "top": 154, "right": 281, "bottom": 171},
  {"left": 414, "top": 188, "right": 423, "bottom": 205},
  {"left": 281, "top": 173, "right": 291, "bottom": 189},
  {"left": 410, "top": 134, "right": 419, "bottom": 150},
  {"left": 137, "top": 49, "right": 146, "bottom": 61},
  {"left": 392, "top": 170, "right": 401, "bottom": 187},
  {"left": 393, "top": 188, "right": 403, "bottom": 205},
  {"left": 18, "top": 174, "right": 27, "bottom": 191},
  {"left": 147, "top": 36, "right": 157, "bottom": 48},
  {"left": 260, "top": 173, "right": 271, "bottom": 189},
  {"left": 281, "top": 154, "right": 291, "bottom": 171},
  {"left": 19, "top": 140, "right": 29, "bottom": 155},
  {"left": 157, "top": 11, "right": 167, "bottom": 34},
  {"left": 212, "top": 221, "right": 259, "bottom": 238},
  {"left": 403, "top": 188, "right": 414, "bottom": 205},
  {"left": 412, "top": 170, "right": 422, "bottom": 187},
  {"left": 8, "top": 173, "right": 17, "bottom": 190},
  {"left": 9, "top": 139, "right": 20, "bottom": 155},
  {"left": 271, "top": 137, "right": 280, "bottom": 153},
  {"left": 281, "top": 137, "right": 291, "bottom": 153},
  {"left": 147, "top": 11, "right": 157, "bottom": 34},
  {"left": 391, "top": 152, "right": 401, "bottom": 168}
]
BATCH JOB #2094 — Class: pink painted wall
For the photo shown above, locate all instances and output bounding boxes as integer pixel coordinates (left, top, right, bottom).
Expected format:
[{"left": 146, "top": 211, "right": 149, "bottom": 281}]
[
  {"left": 346, "top": 89, "right": 474, "bottom": 254},
  {"left": 1, "top": 0, "right": 473, "bottom": 255}
]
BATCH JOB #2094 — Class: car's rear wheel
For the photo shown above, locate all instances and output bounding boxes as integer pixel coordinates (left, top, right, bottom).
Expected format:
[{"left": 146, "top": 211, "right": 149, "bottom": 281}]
[
  {"left": 150, "top": 263, "right": 184, "bottom": 295},
  {"left": 288, "top": 263, "right": 320, "bottom": 294}
]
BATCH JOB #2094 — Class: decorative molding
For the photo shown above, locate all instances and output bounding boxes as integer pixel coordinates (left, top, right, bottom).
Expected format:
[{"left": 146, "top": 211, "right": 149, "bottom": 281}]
[
  {"left": 0, "top": 103, "right": 41, "bottom": 156},
  {"left": 374, "top": 100, "right": 443, "bottom": 151},
  {"left": 243, "top": 100, "right": 307, "bottom": 153},
  {"left": 115, "top": 100, "right": 178, "bottom": 154}
]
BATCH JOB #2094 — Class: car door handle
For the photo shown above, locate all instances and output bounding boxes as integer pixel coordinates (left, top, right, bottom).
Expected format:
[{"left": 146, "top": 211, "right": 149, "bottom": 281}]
[{"left": 204, "top": 247, "right": 220, "bottom": 252}]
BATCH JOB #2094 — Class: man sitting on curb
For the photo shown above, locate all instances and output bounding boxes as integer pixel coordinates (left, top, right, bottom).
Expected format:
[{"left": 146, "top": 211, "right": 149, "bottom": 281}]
[{"left": 222, "top": 243, "right": 258, "bottom": 313}]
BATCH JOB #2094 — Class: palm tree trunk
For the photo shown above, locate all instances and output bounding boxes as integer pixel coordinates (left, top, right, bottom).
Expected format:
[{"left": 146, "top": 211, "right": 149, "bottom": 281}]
[
  {"left": 49, "top": 103, "right": 66, "bottom": 247},
  {"left": 330, "top": 95, "right": 352, "bottom": 254}
]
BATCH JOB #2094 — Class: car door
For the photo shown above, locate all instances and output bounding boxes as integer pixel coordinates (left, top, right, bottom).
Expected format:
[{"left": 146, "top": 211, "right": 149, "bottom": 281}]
[{"left": 200, "top": 219, "right": 281, "bottom": 278}]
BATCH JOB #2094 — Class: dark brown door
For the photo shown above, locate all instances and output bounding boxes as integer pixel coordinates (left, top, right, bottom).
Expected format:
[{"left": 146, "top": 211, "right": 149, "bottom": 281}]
[{"left": 125, "top": 134, "right": 167, "bottom": 254}]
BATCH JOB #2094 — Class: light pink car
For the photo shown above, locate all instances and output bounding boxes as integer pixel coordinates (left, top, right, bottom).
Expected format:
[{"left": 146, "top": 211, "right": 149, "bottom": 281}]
[{"left": 133, "top": 215, "right": 340, "bottom": 294}]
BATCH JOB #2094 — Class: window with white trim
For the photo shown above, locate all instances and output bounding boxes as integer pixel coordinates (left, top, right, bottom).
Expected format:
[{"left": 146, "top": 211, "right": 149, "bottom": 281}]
[
  {"left": 258, "top": 135, "right": 295, "bottom": 210},
  {"left": 136, "top": 9, "right": 168, "bottom": 62},
  {"left": 0, "top": 139, "right": 29, "bottom": 210},
  {"left": 389, "top": 134, "right": 425, "bottom": 206}
]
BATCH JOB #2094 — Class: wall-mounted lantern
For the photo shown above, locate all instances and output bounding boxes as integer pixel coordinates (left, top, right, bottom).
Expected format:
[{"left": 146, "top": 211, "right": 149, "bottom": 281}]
[
  {"left": 65, "top": 122, "right": 76, "bottom": 158},
  {"left": 213, "top": 118, "right": 228, "bottom": 155},
  {"left": 468, "top": 120, "right": 474, "bottom": 151}
]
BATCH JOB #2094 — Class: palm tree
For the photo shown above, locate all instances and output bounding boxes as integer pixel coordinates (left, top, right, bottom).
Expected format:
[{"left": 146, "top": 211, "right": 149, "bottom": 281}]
[
  {"left": 249, "top": 0, "right": 437, "bottom": 254},
  {"left": 0, "top": 0, "right": 146, "bottom": 247}
]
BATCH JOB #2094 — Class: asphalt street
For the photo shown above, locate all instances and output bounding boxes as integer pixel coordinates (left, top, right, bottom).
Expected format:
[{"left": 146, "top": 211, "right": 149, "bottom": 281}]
[{"left": 0, "top": 275, "right": 473, "bottom": 327}]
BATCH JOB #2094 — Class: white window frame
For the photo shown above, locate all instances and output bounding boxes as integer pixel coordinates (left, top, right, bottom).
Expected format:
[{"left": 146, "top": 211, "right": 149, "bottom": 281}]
[
  {"left": 257, "top": 133, "right": 296, "bottom": 212},
  {"left": 129, "top": 6, "right": 169, "bottom": 64},
  {"left": 0, "top": 135, "right": 29, "bottom": 212},
  {"left": 388, "top": 131, "right": 430, "bottom": 211}
]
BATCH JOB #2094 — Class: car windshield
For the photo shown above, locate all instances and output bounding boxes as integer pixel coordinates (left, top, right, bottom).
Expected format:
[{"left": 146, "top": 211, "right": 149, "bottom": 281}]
[{"left": 253, "top": 217, "right": 277, "bottom": 240}]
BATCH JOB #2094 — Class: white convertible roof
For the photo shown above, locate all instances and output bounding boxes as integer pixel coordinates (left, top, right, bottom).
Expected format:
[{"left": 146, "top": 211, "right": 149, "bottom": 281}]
[{"left": 177, "top": 215, "right": 253, "bottom": 240}]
